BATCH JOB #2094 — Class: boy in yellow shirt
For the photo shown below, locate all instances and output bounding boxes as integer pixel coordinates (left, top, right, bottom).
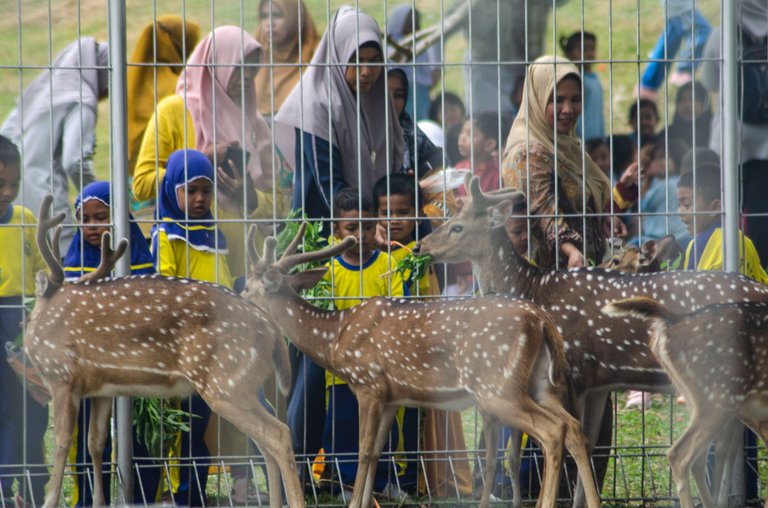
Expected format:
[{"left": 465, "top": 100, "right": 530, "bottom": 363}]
[{"left": 0, "top": 135, "right": 48, "bottom": 506}]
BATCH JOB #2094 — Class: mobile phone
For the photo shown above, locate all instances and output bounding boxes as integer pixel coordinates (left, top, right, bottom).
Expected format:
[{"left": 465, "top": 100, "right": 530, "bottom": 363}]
[{"left": 222, "top": 143, "right": 251, "bottom": 178}]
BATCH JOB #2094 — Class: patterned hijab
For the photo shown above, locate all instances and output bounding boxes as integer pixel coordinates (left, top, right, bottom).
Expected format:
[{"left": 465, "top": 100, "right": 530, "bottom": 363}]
[
  {"left": 503, "top": 55, "right": 610, "bottom": 211},
  {"left": 275, "top": 6, "right": 404, "bottom": 200},
  {"left": 177, "top": 26, "right": 273, "bottom": 188},
  {"left": 63, "top": 181, "right": 154, "bottom": 280},
  {"left": 153, "top": 149, "right": 228, "bottom": 252},
  {"left": 127, "top": 15, "right": 201, "bottom": 174},
  {"left": 254, "top": 0, "right": 320, "bottom": 115}
]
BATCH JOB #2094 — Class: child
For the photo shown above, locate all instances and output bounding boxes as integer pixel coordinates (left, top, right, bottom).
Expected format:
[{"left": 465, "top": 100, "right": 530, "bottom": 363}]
[
  {"left": 151, "top": 148, "right": 232, "bottom": 506},
  {"left": 315, "top": 188, "right": 407, "bottom": 496},
  {"left": 455, "top": 112, "right": 506, "bottom": 194},
  {"left": 0, "top": 135, "right": 48, "bottom": 507},
  {"left": 372, "top": 174, "right": 473, "bottom": 498},
  {"left": 628, "top": 98, "right": 659, "bottom": 148},
  {"left": 560, "top": 31, "right": 604, "bottom": 140},
  {"left": 586, "top": 138, "right": 611, "bottom": 177},
  {"left": 62, "top": 181, "right": 159, "bottom": 506},
  {"left": 428, "top": 92, "right": 465, "bottom": 129},
  {"left": 677, "top": 163, "right": 768, "bottom": 282}
]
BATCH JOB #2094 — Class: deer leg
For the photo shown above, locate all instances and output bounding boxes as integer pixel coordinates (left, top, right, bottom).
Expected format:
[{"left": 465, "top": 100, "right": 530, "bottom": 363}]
[
  {"left": 207, "top": 398, "right": 305, "bottom": 508},
  {"left": 348, "top": 396, "right": 383, "bottom": 508},
  {"left": 710, "top": 419, "right": 742, "bottom": 508},
  {"left": 572, "top": 390, "right": 609, "bottom": 508},
  {"left": 479, "top": 396, "right": 566, "bottom": 508},
  {"left": 478, "top": 416, "right": 500, "bottom": 508},
  {"left": 42, "top": 387, "right": 80, "bottom": 508},
  {"left": 536, "top": 391, "right": 601, "bottom": 508},
  {"left": 667, "top": 410, "right": 730, "bottom": 508},
  {"left": 86, "top": 397, "right": 112, "bottom": 507},
  {"left": 358, "top": 405, "right": 398, "bottom": 508},
  {"left": 507, "top": 428, "right": 524, "bottom": 508}
]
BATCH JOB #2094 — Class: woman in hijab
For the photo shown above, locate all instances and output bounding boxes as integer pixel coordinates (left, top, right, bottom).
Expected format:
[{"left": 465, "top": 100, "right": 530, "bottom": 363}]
[
  {"left": 1, "top": 37, "right": 109, "bottom": 254},
  {"left": 501, "top": 55, "right": 615, "bottom": 269},
  {"left": 133, "top": 26, "right": 284, "bottom": 278},
  {"left": 386, "top": 4, "right": 440, "bottom": 121},
  {"left": 127, "top": 15, "right": 201, "bottom": 175},
  {"left": 275, "top": 6, "right": 404, "bottom": 221},
  {"left": 255, "top": 0, "right": 320, "bottom": 118}
]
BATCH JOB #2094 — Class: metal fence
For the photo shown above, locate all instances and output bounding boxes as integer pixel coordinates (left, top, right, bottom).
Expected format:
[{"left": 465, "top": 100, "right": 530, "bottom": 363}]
[{"left": 1, "top": 0, "right": 766, "bottom": 506}]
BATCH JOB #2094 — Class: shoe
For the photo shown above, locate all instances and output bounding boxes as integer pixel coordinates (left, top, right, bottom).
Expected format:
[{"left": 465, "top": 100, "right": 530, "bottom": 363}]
[
  {"left": 624, "top": 390, "right": 653, "bottom": 410},
  {"left": 669, "top": 71, "right": 692, "bottom": 87},
  {"left": 230, "top": 476, "right": 269, "bottom": 505},
  {"left": 381, "top": 483, "right": 410, "bottom": 501}
]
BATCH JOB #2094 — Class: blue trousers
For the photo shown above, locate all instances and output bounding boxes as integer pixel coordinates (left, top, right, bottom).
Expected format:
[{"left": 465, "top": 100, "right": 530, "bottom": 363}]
[
  {"left": 175, "top": 395, "right": 211, "bottom": 507},
  {"left": 287, "top": 352, "right": 326, "bottom": 470},
  {"left": 0, "top": 297, "right": 48, "bottom": 504},
  {"left": 641, "top": 8, "right": 711, "bottom": 91}
]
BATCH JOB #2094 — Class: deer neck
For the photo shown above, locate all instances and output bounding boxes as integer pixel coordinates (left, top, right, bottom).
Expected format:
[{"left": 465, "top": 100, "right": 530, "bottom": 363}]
[
  {"left": 473, "top": 230, "right": 543, "bottom": 298},
  {"left": 263, "top": 290, "right": 344, "bottom": 369}
]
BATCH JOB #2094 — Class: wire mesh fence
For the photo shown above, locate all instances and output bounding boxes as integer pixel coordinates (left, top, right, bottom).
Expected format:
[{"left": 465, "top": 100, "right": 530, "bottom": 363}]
[{"left": 1, "top": 0, "right": 767, "bottom": 506}]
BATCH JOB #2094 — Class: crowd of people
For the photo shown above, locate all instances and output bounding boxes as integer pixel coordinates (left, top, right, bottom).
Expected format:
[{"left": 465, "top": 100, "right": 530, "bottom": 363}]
[{"left": 1, "top": 0, "right": 768, "bottom": 506}]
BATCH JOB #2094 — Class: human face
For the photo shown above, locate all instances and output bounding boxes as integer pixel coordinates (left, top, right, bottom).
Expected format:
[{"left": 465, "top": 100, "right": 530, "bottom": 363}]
[
  {"left": 675, "top": 88, "right": 705, "bottom": 123},
  {"left": 589, "top": 143, "right": 611, "bottom": 176},
  {"left": 345, "top": 45, "right": 383, "bottom": 94},
  {"left": 388, "top": 74, "right": 407, "bottom": 117},
  {"left": 544, "top": 77, "right": 582, "bottom": 135},
  {"left": 259, "top": 1, "right": 289, "bottom": 47},
  {"left": 334, "top": 209, "right": 376, "bottom": 261},
  {"left": 0, "top": 161, "right": 20, "bottom": 214},
  {"left": 635, "top": 105, "right": 659, "bottom": 137},
  {"left": 677, "top": 186, "right": 719, "bottom": 235},
  {"left": 504, "top": 216, "right": 529, "bottom": 257},
  {"left": 458, "top": 119, "right": 494, "bottom": 162},
  {"left": 78, "top": 199, "right": 111, "bottom": 248},
  {"left": 440, "top": 102, "right": 464, "bottom": 128},
  {"left": 377, "top": 193, "right": 417, "bottom": 244},
  {"left": 648, "top": 144, "right": 675, "bottom": 179},
  {"left": 567, "top": 38, "right": 596, "bottom": 72},
  {"left": 226, "top": 50, "right": 261, "bottom": 108},
  {"left": 176, "top": 177, "right": 214, "bottom": 219}
]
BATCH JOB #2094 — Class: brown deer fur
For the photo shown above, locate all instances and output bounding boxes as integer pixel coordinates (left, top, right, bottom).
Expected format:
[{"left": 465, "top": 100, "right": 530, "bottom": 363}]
[
  {"left": 25, "top": 195, "right": 304, "bottom": 508},
  {"left": 242, "top": 225, "right": 601, "bottom": 508}
]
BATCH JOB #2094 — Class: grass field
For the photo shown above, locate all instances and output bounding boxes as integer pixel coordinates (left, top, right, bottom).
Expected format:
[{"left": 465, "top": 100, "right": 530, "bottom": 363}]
[{"left": 5, "top": 0, "right": 763, "bottom": 505}]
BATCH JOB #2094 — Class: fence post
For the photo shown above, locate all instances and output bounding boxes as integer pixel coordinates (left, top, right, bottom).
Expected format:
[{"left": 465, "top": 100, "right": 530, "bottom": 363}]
[{"left": 107, "top": 0, "right": 133, "bottom": 503}]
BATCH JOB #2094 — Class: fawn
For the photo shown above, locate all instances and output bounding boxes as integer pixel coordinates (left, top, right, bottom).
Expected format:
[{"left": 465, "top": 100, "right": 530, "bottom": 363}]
[
  {"left": 24, "top": 195, "right": 304, "bottom": 508},
  {"left": 603, "top": 297, "right": 768, "bottom": 508},
  {"left": 241, "top": 223, "right": 601, "bottom": 508},
  {"left": 415, "top": 175, "right": 768, "bottom": 507}
]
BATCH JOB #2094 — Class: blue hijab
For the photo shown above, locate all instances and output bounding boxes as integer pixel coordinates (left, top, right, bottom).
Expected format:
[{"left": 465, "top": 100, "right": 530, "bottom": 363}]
[
  {"left": 152, "top": 149, "right": 227, "bottom": 252},
  {"left": 62, "top": 181, "right": 154, "bottom": 280}
]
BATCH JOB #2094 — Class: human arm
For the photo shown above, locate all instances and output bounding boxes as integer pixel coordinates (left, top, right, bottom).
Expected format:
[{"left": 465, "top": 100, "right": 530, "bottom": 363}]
[
  {"left": 60, "top": 105, "right": 97, "bottom": 190},
  {"left": 152, "top": 229, "right": 179, "bottom": 277}
]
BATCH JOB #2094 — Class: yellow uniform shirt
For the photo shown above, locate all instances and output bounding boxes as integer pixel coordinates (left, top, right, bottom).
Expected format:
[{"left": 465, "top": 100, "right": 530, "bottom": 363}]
[
  {"left": 388, "top": 240, "right": 437, "bottom": 297},
  {"left": 323, "top": 250, "right": 405, "bottom": 387},
  {"left": 0, "top": 206, "right": 47, "bottom": 297},
  {"left": 152, "top": 228, "right": 233, "bottom": 289},
  {"left": 684, "top": 226, "right": 768, "bottom": 284}
]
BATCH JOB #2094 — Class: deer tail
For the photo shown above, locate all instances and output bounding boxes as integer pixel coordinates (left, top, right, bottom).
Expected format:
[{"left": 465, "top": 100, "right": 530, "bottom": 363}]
[
  {"left": 272, "top": 337, "right": 293, "bottom": 396},
  {"left": 601, "top": 296, "right": 682, "bottom": 325},
  {"left": 541, "top": 317, "right": 568, "bottom": 387}
]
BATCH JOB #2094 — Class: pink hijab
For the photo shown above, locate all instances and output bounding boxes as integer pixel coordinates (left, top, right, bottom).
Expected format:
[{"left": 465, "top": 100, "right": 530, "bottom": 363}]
[{"left": 176, "top": 26, "right": 273, "bottom": 188}]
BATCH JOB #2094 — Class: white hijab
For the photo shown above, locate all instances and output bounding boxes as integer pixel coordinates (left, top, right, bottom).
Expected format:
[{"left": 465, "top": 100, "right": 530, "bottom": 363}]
[{"left": 275, "top": 6, "right": 404, "bottom": 198}]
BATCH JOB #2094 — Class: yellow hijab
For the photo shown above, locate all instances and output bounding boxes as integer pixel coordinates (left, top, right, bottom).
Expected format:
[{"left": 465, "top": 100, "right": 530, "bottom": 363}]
[
  {"left": 503, "top": 55, "right": 610, "bottom": 211},
  {"left": 255, "top": 0, "right": 320, "bottom": 115},
  {"left": 126, "top": 15, "right": 201, "bottom": 174}
]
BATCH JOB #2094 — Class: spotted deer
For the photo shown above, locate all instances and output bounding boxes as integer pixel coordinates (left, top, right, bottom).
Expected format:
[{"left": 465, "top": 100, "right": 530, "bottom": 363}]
[
  {"left": 603, "top": 297, "right": 768, "bottom": 508},
  {"left": 25, "top": 195, "right": 305, "bottom": 508},
  {"left": 415, "top": 176, "right": 768, "bottom": 507},
  {"left": 241, "top": 224, "right": 601, "bottom": 508}
]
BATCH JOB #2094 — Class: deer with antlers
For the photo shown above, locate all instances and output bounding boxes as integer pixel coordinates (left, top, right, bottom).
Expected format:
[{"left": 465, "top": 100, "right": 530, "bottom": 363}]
[
  {"left": 241, "top": 224, "right": 601, "bottom": 508},
  {"left": 24, "top": 195, "right": 304, "bottom": 508},
  {"left": 415, "top": 176, "right": 768, "bottom": 507},
  {"left": 603, "top": 297, "right": 768, "bottom": 508}
]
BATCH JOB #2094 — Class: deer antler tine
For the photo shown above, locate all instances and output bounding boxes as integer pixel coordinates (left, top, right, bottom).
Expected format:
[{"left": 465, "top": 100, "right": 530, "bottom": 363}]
[
  {"left": 277, "top": 236, "right": 357, "bottom": 272},
  {"left": 280, "top": 222, "right": 308, "bottom": 260},
  {"left": 264, "top": 237, "right": 278, "bottom": 266},
  {"left": 76, "top": 232, "right": 128, "bottom": 284},
  {"left": 36, "top": 194, "right": 65, "bottom": 290},
  {"left": 246, "top": 225, "right": 263, "bottom": 269},
  {"left": 51, "top": 225, "right": 63, "bottom": 263}
]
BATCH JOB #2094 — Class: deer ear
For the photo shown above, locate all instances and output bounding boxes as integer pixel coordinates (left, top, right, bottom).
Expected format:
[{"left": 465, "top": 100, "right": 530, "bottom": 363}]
[
  {"left": 287, "top": 268, "right": 329, "bottom": 292},
  {"left": 488, "top": 199, "right": 513, "bottom": 229},
  {"left": 656, "top": 234, "right": 684, "bottom": 271},
  {"left": 639, "top": 239, "right": 658, "bottom": 266}
]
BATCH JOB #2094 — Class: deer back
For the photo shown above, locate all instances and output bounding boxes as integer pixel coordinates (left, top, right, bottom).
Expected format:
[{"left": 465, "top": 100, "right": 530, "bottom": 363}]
[{"left": 25, "top": 275, "right": 286, "bottom": 400}]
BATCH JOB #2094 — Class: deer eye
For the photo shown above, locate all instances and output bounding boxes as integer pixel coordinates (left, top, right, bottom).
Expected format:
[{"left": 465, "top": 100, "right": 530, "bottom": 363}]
[{"left": 450, "top": 224, "right": 464, "bottom": 234}]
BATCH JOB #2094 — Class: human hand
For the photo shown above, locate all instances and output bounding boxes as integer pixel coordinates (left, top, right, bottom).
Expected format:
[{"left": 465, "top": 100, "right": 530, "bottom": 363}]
[
  {"left": 561, "top": 242, "right": 585, "bottom": 268},
  {"left": 619, "top": 162, "right": 641, "bottom": 186},
  {"left": 216, "top": 163, "right": 258, "bottom": 213},
  {"left": 603, "top": 216, "right": 628, "bottom": 239}
]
